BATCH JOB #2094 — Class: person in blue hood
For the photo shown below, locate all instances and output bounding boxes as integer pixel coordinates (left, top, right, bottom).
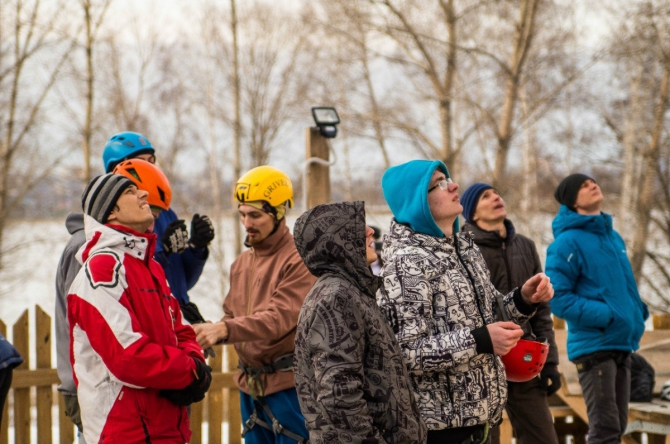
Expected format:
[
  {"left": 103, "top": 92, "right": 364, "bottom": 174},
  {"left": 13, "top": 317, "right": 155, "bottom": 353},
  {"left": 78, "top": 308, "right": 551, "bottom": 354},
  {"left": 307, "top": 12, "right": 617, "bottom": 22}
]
[
  {"left": 0, "top": 333, "right": 23, "bottom": 429},
  {"left": 377, "top": 160, "right": 554, "bottom": 444},
  {"left": 546, "top": 173, "right": 648, "bottom": 444}
]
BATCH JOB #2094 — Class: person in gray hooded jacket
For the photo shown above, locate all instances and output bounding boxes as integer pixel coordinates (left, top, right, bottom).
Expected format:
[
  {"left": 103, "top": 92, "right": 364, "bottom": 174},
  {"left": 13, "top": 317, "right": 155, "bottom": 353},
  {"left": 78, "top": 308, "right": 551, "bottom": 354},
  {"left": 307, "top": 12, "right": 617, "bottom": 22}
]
[{"left": 293, "top": 201, "right": 427, "bottom": 444}]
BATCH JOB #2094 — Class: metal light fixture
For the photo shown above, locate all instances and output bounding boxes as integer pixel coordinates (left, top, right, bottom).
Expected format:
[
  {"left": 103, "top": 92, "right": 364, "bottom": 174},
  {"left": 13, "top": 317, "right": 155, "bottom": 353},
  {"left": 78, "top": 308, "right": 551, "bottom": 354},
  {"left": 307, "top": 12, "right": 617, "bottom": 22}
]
[{"left": 311, "top": 106, "right": 340, "bottom": 138}]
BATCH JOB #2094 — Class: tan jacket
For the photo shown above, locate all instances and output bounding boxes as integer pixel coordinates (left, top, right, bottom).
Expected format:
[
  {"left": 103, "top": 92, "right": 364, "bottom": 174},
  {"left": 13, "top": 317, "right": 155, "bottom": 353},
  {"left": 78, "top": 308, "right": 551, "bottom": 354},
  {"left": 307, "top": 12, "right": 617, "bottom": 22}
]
[{"left": 223, "top": 220, "right": 316, "bottom": 395}]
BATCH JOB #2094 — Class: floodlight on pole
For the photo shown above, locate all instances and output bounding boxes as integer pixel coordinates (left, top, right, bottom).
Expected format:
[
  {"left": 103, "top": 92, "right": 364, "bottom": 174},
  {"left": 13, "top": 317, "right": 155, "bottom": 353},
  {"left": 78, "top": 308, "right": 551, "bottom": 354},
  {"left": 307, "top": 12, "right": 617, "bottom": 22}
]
[{"left": 311, "top": 107, "right": 340, "bottom": 139}]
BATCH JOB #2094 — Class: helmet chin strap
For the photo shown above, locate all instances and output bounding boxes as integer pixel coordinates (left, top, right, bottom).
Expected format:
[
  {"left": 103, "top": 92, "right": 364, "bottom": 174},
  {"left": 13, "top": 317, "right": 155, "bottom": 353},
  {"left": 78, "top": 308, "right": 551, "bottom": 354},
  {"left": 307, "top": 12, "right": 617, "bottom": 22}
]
[{"left": 269, "top": 216, "right": 281, "bottom": 236}]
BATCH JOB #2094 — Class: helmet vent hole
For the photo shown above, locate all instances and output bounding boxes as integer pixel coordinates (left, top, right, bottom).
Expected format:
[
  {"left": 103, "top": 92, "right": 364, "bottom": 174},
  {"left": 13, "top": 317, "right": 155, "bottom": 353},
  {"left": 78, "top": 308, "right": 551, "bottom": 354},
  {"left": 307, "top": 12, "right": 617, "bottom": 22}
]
[
  {"left": 127, "top": 168, "right": 141, "bottom": 182},
  {"left": 158, "top": 187, "right": 166, "bottom": 203}
]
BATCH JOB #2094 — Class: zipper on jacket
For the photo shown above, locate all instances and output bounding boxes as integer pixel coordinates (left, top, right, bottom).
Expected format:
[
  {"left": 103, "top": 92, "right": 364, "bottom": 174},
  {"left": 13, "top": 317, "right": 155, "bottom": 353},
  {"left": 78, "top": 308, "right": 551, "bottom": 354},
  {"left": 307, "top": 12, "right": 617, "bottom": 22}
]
[
  {"left": 454, "top": 237, "right": 487, "bottom": 324},
  {"left": 140, "top": 415, "right": 152, "bottom": 443},
  {"left": 240, "top": 250, "right": 257, "bottom": 356},
  {"left": 445, "top": 373, "right": 454, "bottom": 406},
  {"left": 501, "top": 241, "right": 513, "bottom": 293}
]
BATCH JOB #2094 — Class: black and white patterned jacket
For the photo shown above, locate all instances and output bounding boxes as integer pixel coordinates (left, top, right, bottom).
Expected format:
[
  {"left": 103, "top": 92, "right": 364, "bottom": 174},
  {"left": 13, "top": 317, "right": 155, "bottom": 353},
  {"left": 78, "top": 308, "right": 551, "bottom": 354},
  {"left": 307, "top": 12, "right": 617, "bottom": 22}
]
[{"left": 377, "top": 219, "right": 536, "bottom": 431}]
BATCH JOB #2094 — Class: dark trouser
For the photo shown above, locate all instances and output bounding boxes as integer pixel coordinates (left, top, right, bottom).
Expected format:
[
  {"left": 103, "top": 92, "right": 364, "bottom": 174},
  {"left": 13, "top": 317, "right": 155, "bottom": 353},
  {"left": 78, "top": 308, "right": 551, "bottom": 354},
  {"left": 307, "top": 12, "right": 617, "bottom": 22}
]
[
  {"left": 427, "top": 425, "right": 491, "bottom": 444},
  {"left": 575, "top": 351, "right": 631, "bottom": 444},
  {"left": 0, "top": 368, "right": 13, "bottom": 429},
  {"left": 489, "top": 377, "right": 559, "bottom": 444}
]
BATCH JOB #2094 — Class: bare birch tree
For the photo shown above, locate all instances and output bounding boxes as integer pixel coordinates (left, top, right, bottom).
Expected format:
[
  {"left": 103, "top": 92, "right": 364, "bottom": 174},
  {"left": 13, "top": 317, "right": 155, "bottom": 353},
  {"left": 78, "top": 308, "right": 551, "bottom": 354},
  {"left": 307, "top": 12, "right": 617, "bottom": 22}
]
[
  {"left": 0, "top": 0, "right": 77, "bottom": 266},
  {"left": 79, "top": 0, "right": 112, "bottom": 183}
]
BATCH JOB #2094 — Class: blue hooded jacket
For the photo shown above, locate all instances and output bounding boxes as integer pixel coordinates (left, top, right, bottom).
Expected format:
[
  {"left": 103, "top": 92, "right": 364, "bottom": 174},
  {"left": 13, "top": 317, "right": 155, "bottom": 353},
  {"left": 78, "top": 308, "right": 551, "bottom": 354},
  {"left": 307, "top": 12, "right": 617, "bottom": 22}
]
[
  {"left": 153, "top": 208, "right": 208, "bottom": 307},
  {"left": 381, "top": 160, "right": 458, "bottom": 236},
  {"left": 546, "top": 205, "right": 648, "bottom": 361},
  {"left": 0, "top": 333, "right": 23, "bottom": 370}
]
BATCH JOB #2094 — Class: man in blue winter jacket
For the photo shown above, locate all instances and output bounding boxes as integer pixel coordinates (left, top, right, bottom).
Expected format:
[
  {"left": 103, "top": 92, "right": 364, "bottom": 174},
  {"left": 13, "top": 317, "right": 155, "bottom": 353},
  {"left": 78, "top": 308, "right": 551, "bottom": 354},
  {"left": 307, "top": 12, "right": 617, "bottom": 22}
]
[{"left": 546, "top": 173, "right": 649, "bottom": 444}]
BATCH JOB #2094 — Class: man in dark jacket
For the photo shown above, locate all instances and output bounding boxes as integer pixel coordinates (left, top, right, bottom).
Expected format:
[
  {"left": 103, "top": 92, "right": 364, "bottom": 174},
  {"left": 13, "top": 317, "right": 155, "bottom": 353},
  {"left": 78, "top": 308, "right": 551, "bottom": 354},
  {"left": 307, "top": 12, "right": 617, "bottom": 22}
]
[
  {"left": 461, "top": 182, "right": 559, "bottom": 444},
  {"left": 293, "top": 201, "right": 426, "bottom": 444},
  {"left": 546, "top": 174, "right": 648, "bottom": 444}
]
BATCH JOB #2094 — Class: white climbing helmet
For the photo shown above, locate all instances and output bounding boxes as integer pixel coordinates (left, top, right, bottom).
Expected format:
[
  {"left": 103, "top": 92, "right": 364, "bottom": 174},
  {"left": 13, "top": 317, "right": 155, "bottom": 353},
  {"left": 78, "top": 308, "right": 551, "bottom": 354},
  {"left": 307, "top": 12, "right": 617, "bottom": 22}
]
[{"left": 661, "top": 379, "right": 670, "bottom": 401}]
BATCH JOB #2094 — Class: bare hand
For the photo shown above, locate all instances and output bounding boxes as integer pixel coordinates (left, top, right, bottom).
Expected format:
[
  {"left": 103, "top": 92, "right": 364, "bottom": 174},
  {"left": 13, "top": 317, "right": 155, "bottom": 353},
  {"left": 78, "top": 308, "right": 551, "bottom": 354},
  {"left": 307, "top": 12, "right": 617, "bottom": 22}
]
[
  {"left": 193, "top": 321, "right": 228, "bottom": 349},
  {"left": 487, "top": 322, "right": 524, "bottom": 356},
  {"left": 520, "top": 273, "right": 554, "bottom": 304}
]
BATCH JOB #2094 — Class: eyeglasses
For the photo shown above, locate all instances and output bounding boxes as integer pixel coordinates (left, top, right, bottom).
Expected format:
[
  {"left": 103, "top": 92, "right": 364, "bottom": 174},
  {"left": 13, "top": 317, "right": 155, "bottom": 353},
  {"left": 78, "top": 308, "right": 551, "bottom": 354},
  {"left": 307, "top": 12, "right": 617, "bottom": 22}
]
[{"left": 428, "top": 178, "right": 453, "bottom": 193}]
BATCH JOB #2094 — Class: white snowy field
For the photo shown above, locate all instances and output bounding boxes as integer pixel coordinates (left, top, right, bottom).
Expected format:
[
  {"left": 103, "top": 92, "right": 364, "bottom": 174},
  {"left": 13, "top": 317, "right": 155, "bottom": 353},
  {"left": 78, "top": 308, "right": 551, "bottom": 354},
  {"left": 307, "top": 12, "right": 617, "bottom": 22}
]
[
  {"left": 0, "top": 211, "right": 394, "bottom": 330},
  {"left": 0, "top": 211, "right": 391, "bottom": 444}
]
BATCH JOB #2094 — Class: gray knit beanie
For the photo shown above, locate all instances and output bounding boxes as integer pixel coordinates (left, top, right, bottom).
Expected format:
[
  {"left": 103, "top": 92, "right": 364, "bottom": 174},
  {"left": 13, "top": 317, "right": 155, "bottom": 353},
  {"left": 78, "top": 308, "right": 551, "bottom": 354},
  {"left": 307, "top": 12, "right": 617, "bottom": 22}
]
[{"left": 82, "top": 173, "right": 134, "bottom": 223}]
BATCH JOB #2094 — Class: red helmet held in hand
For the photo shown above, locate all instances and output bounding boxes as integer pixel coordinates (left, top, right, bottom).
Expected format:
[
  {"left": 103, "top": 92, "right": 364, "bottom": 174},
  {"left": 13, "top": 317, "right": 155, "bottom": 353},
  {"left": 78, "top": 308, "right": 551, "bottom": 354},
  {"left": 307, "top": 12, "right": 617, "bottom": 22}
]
[{"left": 501, "top": 337, "right": 549, "bottom": 382}]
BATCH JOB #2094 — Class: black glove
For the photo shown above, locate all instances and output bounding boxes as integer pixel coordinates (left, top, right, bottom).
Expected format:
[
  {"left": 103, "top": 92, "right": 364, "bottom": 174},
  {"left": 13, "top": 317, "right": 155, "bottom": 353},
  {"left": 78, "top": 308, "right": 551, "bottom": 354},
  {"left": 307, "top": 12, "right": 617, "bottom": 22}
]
[
  {"left": 189, "top": 214, "right": 215, "bottom": 248},
  {"left": 161, "top": 220, "right": 189, "bottom": 255},
  {"left": 160, "top": 358, "right": 212, "bottom": 406},
  {"left": 180, "top": 302, "right": 217, "bottom": 358},
  {"left": 181, "top": 302, "right": 207, "bottom": 325},
  {"left": 540, "top": 364, "right": 562, "bottom": 397}
]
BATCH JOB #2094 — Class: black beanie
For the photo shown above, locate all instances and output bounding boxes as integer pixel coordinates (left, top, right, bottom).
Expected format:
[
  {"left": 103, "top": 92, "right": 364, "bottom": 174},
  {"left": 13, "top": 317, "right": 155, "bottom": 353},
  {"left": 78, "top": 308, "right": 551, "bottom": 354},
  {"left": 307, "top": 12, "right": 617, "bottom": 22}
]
[
  {"left": 554, "top": 173, "right": 594, "bottom": 210},
  {"left": 82, "top": 173, "right": 134, "bottom": 223}
]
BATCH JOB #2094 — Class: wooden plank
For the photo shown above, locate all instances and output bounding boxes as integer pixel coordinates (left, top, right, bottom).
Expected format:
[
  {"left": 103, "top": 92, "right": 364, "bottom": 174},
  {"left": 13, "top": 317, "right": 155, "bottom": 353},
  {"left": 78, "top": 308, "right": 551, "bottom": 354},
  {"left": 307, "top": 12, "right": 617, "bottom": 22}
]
[
  {"left": 191, "top": 400, "right": 203, "bottom": 444},
  {"left": 555, "top": 374, "right": 589, "bottom": 424},
  {"left": 11, "top": 369, "right": 60, "bottom": 388},
  {"left": 208, "top": 346, "right": 224, "bottom": 444},
  {"left": 553, "top": 316, "right": 565, "bottom": 330},
  {"left": 13, "top": 311, "right": 30, "bottom": 444},
  {"left": 628, "top": 402, "right": 670, "bottom": 425},
  {"left": 653, "top": 314, "right": 670, "bottom": 330},
  {"left": 553, "top": 416, "right": 588, "bottom": 443},
  {"left": 35, "top": 307, "right": 52, "bottom": 444},
  {"left": 58, "top": 393, "right": 74, "bottom": 444},
  {"left": 548, "top": 405, "right": 575, "bottom": 418},
  {"left": 209, "top": 372, "right": 238, "bottom": 391},
  {"left": 226, "top": 345, "right": 242, "bottom": 444},
  {"left": 622, "top": 435, "right": 639, "bottom": 444},
  {"left": 646, "top": 434, "right": 670, "bottom": 444}
]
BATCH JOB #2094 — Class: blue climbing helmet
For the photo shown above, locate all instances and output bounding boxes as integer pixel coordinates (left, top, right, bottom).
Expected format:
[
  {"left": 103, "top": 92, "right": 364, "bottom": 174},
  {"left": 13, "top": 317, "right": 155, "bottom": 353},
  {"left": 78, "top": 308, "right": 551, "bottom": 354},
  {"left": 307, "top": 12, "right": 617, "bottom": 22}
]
[{"left": 102, "top": 131, "right": 155, "bottom": 173}]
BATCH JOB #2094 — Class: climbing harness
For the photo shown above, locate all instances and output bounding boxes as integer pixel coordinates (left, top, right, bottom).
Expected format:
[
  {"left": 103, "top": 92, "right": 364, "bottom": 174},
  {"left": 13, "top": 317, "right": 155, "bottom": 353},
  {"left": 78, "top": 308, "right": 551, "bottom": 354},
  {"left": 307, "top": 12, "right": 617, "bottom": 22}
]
[{"left": 239, "top": 354, "right": 308, "bottom": 443}]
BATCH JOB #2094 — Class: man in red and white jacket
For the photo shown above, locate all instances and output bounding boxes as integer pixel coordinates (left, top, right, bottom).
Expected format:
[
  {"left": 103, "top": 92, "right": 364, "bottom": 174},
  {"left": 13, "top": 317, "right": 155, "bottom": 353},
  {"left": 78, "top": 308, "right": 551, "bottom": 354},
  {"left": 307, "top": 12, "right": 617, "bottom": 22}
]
[{"left": 68, "top": 173, "right": 211, "bottom": 443}]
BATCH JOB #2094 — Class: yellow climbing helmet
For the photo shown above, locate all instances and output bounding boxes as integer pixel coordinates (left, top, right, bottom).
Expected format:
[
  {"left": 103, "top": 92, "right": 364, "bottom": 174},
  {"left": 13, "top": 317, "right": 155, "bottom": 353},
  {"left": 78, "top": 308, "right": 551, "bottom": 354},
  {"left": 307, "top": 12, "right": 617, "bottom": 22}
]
[{"left": 234, "top": 166, "right": 294, "bottom": 208}]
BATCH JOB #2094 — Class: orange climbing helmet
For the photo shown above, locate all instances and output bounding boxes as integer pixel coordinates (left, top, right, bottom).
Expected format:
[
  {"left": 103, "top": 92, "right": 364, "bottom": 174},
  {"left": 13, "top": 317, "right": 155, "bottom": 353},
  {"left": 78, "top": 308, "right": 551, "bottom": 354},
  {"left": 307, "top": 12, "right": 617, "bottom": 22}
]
[
  {"left": 500, "top": 337, "right": 550, "bottom": 383},
  {"left": 112, "top": 159, "right": 172, "bottom": 211}
]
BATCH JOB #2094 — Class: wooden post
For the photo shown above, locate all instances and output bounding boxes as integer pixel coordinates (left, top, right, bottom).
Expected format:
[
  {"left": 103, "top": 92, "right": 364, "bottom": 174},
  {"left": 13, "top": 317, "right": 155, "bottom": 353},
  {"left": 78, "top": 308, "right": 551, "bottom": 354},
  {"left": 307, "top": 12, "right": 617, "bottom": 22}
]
[
  {"left": 305, "top": 127, "right": 331, "bottom": 209},
  {"left": 191, "top": 395, "right": 203, "bottom": 444},
  {"left": 652, "top": 314, "right": 670, "bottom": 330},
  {"left": 553, "top": 317, "right": 565, "bottom": 330},
  {"left": 208, "top": 345, "right": 224, "bottom": 444},
  {"left": 226, "top": 345, "right": 242, "bottom": 444},
  {"left": 58, "top": 394, "right": 74, "bottom": 444},
  {"left": 35, "top": 307, "right": 52, "bottom": 444},
  {"left": 13, "top": 310, "right": 30, "bottom": 444}
]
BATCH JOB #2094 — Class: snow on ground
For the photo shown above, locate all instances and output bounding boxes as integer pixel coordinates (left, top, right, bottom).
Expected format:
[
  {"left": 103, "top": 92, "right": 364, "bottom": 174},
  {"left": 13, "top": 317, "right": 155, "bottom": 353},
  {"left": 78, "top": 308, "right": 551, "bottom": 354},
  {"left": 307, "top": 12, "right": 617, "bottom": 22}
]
[
  {"left": 0, "top": 211, "right": 393, "bottom": 332},
  {"left": 0, "top": 211, "right": 393, "bottom": 444}
]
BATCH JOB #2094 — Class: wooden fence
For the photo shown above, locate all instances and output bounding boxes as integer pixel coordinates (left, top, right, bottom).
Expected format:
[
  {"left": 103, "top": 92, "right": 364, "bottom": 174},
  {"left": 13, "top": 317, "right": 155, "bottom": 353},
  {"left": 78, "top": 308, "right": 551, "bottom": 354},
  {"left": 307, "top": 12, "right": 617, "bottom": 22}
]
[
  {"left": 0, "top": 305, "right": 242, "bottom": 444},
  {"left": 6, "top": 305, "right": 670, "bottom": 444}
]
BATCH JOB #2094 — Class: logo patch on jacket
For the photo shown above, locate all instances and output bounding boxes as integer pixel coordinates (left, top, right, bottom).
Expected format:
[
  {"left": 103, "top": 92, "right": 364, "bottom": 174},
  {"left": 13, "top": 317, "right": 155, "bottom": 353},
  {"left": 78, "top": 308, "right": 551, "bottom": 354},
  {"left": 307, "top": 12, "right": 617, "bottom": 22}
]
[{"left": 85, "top": 251, "right": 122, "bottom": 289}]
